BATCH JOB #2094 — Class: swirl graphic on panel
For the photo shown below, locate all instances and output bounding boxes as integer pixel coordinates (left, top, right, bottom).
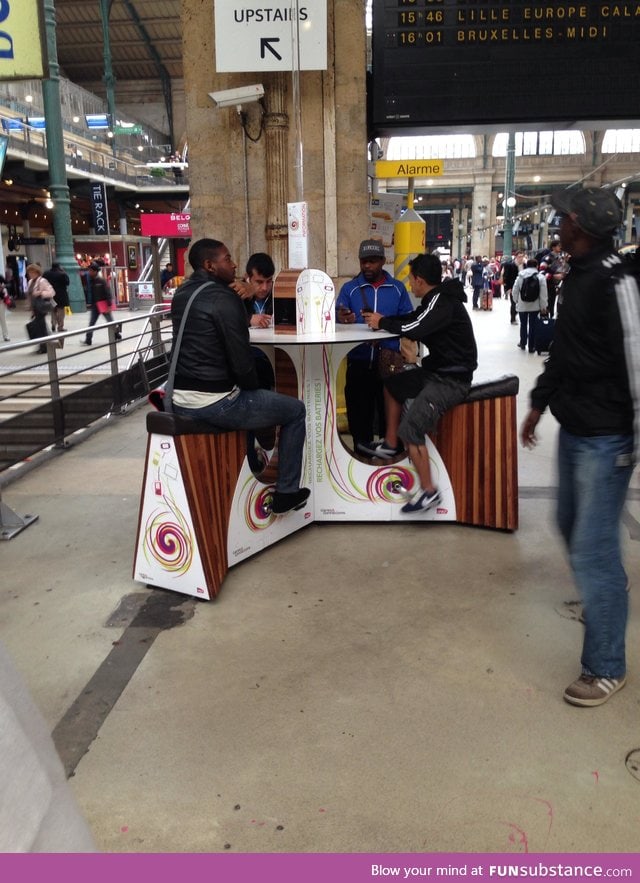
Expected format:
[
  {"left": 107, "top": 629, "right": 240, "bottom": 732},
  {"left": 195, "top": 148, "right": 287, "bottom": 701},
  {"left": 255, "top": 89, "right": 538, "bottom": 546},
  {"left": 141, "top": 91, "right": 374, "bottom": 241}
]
[
  {"left": 240, "top": 476, "right": 277, "bottom": 531},
  {"left": 144, "top": 498, "right": 193, "bottom": 573},
  {"left": 318, "top": 345, "right": 444, "bottom": 504},
  {"left": 365, "top": 465, "right": 416, "bottom": 502},
  {"left": 142, "top": 442, "right": 194, "bottom": 574},
  {"left": 320, "top": 346, "right": 418, "bottom": 503}
]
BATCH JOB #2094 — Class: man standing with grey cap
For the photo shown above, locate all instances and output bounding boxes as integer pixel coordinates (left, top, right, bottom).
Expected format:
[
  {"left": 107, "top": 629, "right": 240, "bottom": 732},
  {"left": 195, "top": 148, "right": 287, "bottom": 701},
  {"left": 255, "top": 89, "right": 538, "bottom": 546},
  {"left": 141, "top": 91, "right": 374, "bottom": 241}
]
[
  {"left": 336, "top": 239, "right": 413, "bottom": 453},
  {"left": 521, "top": 186, "right": 640, "bottom": 707}
]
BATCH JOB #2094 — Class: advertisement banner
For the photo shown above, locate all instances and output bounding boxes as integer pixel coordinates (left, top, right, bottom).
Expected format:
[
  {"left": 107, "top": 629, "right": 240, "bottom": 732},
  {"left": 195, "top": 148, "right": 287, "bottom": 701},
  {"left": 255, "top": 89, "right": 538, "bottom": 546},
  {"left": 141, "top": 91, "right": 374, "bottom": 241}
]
[
  {"left": 140, "top": 213, "right": 192, "bottom": 238},
  {"left": 287, "top": 201, "right": 308, "bottom": 269},
  {"left": 89, "top": 182, "right": 108, "bottom": 236},
  {"left": 0, "top": 0, "right": 46, "bottom": 80}
]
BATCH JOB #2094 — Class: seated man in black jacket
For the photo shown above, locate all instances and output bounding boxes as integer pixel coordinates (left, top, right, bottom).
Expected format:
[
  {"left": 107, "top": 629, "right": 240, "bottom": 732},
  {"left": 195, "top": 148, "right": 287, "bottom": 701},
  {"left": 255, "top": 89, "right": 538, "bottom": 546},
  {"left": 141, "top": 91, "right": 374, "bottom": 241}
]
[
  {"left": 170, "top": 238, "right": 309, "bottom": 514},
  {"left": 360, "top": 253, "right": 478, "bottom": 514}
]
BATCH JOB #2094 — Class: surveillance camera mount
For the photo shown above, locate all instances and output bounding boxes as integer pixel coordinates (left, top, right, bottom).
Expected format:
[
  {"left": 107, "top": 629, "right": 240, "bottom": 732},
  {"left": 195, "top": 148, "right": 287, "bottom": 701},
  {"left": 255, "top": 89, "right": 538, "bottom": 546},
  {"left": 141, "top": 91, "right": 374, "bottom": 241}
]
[{"left": 208, "top": 84, "right": 265, "bottom": 109}]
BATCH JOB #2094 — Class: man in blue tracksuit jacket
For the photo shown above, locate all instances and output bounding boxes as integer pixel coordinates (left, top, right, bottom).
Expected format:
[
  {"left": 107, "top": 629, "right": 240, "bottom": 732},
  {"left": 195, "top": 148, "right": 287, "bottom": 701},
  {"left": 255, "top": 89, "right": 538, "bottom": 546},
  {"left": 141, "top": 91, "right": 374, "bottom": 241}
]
[{"left": 335, "top": 239, "right": 413, "bottom": 453}]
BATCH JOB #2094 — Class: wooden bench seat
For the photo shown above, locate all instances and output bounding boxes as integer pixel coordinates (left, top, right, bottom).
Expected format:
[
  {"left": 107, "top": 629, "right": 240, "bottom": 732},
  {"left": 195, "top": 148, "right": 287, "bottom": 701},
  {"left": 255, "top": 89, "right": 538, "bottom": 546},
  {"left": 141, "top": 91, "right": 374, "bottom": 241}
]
[{"left": 429, "top": 374, "right": 519, "bottom": 531}]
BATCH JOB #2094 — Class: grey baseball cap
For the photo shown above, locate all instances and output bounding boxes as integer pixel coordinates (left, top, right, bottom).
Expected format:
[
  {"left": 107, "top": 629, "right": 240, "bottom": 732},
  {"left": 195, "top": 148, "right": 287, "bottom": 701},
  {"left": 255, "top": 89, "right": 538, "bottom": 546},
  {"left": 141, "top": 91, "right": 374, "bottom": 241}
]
[
  {"left": 358, "top": 239, "right": 386, "bottom": 259},
  {"left": 550, "top": 187, "right": 623, "bottom": 238}
]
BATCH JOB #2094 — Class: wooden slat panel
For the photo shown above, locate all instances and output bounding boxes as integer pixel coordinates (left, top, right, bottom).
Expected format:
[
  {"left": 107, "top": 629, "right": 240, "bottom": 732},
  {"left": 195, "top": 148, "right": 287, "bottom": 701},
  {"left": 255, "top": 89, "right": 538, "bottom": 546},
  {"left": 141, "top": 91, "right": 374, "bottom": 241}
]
[
  {"left": 431, "top": 393, "right": 518, "bottom": 531},
  {"left": 176, "top": 431, "right": 246, "bottom": 597}
]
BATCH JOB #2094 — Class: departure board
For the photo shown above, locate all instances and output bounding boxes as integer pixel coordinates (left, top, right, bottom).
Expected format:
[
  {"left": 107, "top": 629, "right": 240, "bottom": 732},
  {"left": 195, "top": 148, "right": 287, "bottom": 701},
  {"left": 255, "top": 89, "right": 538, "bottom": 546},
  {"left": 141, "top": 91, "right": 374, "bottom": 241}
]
[{"left": 371, "top": 0, "right": 640, "bottom": 133}]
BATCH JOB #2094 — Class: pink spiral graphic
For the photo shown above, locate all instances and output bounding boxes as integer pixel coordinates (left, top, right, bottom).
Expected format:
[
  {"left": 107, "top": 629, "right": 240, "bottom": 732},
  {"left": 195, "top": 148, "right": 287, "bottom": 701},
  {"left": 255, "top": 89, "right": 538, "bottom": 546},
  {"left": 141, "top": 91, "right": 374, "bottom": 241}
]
[
  {"left": 144, "top": 508, "right": 193, "bottom": 573},
  {"left": 366, "top": 465, "right": 416, "bottom": 503},
  {"left": 244, "top": 483, "right": 276, "bottom": 530}
]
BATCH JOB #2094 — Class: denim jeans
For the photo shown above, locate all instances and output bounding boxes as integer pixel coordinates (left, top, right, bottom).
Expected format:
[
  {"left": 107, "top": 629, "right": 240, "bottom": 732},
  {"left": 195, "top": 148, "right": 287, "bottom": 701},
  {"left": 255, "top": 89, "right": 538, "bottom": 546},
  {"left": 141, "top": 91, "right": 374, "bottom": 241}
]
[
  {"left": 173, "top": 388, "right": 306, "bottom": 494},
  {"left": 85, "top": 305, "right": 120, "bottom": 342},
  {"left": 519, "top": 311, "right": 538, "bottom": 351},
  {"left": 557, "top": 428, "right": 634, "bottom": 679}
]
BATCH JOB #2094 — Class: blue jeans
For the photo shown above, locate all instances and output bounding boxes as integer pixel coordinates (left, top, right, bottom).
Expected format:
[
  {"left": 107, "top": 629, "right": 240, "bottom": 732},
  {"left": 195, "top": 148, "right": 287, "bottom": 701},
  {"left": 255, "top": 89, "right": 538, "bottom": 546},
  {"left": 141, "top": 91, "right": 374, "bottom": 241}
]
[
  {"left": 519, "top": 311, "right": 538, "bottom": 351},
  {"left": 85, "top": 305, "right": 120, "bottom": 343},
  {"left": 173, "top": 388, "right": 306, "bottom": 494},
  {"left": 557, "top": 428, "right": 634, "bottom": 679}
]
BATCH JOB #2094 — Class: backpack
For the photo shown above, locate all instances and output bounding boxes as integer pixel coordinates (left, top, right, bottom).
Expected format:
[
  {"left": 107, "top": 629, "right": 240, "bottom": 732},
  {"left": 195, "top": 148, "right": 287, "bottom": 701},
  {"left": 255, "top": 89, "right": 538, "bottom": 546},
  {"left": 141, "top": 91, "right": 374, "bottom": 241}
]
[{"left": 520, "top": 273, "right": 540, "bottom": 302}]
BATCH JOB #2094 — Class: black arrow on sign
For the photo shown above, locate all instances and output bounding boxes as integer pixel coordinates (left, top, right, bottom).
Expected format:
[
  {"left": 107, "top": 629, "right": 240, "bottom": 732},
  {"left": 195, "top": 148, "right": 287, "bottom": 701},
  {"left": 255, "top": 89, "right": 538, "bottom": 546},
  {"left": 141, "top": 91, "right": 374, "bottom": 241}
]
[{"left": 260, "top": 37, "right": 282, "bottom": 60}]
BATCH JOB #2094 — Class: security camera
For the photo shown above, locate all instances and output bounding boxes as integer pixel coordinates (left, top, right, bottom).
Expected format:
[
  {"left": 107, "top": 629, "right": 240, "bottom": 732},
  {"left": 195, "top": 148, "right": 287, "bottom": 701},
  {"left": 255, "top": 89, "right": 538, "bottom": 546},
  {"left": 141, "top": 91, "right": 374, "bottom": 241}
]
[{"left": 208, "top": 84, "right": 264, "bottom": 109}]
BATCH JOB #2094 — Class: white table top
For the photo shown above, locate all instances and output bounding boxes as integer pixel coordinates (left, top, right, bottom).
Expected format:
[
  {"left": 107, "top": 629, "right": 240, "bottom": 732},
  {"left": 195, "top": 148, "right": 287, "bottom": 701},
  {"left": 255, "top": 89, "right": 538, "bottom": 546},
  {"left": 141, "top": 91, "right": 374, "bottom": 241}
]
[{"left": 249, "top": 325, "right": 398, "bottom": 345}]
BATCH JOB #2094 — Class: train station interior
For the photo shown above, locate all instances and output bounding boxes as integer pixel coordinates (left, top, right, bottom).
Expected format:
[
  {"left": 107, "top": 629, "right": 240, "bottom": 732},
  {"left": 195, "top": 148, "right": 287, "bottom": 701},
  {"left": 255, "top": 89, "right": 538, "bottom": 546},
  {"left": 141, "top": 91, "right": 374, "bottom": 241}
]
[{"left": 1, "top": 0, "right": 640, "bottom": 857}]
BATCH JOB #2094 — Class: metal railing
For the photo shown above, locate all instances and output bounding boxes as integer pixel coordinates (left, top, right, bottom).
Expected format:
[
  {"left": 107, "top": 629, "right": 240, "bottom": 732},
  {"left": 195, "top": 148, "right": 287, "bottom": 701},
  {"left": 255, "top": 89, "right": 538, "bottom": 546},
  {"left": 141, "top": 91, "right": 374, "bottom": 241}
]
[{"left": 0, "top": 306, "right": 172, "bottom": 478}]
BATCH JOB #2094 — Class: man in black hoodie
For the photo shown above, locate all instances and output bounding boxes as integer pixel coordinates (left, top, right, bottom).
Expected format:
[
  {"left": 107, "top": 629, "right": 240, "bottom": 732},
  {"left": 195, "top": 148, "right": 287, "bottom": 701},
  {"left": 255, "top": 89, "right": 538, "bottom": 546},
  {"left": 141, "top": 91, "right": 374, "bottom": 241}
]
[
  {"left": 521, "top": 187, "right": 640, "bottom": 707},
  {"left": 359, "top": 253, "right": 478, "bottom": 513},
  {"left": 170, "top": 238, "right": 309, "bottom": 515}
]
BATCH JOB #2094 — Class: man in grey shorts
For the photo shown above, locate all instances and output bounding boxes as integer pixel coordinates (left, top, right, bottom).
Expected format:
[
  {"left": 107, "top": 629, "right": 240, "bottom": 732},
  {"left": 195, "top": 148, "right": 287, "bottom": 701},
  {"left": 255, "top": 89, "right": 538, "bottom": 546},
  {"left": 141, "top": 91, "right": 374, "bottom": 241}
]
[{"left": 360, "top": 253, "right": 478, "bottom": 513}]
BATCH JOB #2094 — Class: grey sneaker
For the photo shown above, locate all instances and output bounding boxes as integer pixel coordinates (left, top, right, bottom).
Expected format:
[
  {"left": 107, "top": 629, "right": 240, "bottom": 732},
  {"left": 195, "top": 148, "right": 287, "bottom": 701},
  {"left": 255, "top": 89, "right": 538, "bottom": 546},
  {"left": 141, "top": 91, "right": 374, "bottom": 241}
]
[
  {"left": 563, "top": 674, "right": 626, "bottom": 707},
  {"left": 400, "top": 487, "right": 441, "bottom": 514}
]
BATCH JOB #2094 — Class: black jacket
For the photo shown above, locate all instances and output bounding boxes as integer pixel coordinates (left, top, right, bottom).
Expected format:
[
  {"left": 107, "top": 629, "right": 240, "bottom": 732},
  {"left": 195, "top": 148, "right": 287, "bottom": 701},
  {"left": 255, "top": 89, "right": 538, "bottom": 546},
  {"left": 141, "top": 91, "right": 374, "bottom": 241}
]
[
  {"left": 87, "top": 275, "right": 112, "bottom": 305},
  {"left": 43, "top": 267, "right": 70, "bottom": 308},
  {"left": 171, "top": 269, "right": 259, "bottom": 393},
  {"left": 378, "top": 279, "right": 478, "bottom": 383},
  {"left": 501, "top": 260, "right": 520, "bottom": 291},
  {"left": 530, "top": 242, "right": 640, "bottom": 454}
]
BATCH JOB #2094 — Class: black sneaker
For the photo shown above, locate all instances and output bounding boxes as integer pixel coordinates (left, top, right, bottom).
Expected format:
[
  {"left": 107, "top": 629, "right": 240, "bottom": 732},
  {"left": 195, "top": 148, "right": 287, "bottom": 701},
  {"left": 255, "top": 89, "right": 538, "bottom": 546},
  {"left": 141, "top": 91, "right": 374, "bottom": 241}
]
[
  {"left": 357, "top": 439, "right": 404, "bottom": 459},
  {"left": 271, "top": 488, "right": 310, "bottom": 514}
]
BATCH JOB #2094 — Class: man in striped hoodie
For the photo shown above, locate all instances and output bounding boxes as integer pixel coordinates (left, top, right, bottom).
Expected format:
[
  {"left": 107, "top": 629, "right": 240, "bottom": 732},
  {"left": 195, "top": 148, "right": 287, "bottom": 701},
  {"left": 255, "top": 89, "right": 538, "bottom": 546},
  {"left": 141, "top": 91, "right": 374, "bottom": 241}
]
[
  {"left": 521, "top": 186, "right": 640, "bottom": 707},
  {"left": 360, "top": 253, "right": 478, "bottom": 514}
]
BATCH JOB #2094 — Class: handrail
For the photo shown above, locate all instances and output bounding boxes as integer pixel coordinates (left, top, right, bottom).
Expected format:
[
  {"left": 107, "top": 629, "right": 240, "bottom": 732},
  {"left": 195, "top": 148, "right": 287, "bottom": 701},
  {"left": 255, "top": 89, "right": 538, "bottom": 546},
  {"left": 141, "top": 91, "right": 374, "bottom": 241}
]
[{"left": 0, "top": 312, "right": 173, "bottom": 479}]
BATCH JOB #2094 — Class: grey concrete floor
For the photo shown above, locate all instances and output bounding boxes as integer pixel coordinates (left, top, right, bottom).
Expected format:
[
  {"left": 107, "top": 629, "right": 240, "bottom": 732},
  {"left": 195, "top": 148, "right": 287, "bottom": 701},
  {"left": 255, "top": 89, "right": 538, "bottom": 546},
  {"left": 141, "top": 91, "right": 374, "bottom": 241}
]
[{"left": 1, "top": 294, "right": 639, "bottom": 853}]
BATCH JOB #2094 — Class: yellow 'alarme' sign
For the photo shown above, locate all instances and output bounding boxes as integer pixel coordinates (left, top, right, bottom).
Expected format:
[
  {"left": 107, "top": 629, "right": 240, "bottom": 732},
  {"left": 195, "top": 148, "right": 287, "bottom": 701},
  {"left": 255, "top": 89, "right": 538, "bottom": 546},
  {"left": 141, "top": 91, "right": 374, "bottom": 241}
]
[
  {"left": 0, "top": 0, "right": 46, "bottom": 81},
  {"left": 375, "top": 160, "right": 444, "bottom": 178}
]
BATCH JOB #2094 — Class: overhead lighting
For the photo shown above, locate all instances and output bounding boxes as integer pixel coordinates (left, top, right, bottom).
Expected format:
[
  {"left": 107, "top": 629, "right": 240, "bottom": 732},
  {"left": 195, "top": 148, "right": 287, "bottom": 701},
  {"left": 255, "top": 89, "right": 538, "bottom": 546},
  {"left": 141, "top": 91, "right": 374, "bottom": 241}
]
[
  {"left": 45, "top": 199, "right": 54, "bottom": 209},
  {"left": 25, "top": 94, "right": 33, "bottom": 103}
]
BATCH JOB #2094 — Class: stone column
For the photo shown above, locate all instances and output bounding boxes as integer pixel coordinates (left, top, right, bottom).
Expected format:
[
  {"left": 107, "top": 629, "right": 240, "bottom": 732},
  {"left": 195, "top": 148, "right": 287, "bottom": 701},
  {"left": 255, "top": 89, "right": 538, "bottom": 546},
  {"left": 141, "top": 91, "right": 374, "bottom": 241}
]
[
  {"left": 180, "top": 0, "right": 369, "bottom": 281},
  {"left": 264, "top": 73, "right": 289, "bottom": 271},
  {"left": 470, "top": 173, "right": 495, "bottom": 258}
]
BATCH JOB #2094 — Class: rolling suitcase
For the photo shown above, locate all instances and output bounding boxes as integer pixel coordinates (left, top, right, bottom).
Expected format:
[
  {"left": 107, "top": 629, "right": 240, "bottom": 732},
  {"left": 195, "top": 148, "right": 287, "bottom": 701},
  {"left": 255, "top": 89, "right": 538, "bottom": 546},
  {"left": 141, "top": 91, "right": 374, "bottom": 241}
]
[
  {"left": 481, "top": 288, "right": 493, "bottom": 311},
  {"left": 535, "top": 315, "right": 555, "bottom": 354}
]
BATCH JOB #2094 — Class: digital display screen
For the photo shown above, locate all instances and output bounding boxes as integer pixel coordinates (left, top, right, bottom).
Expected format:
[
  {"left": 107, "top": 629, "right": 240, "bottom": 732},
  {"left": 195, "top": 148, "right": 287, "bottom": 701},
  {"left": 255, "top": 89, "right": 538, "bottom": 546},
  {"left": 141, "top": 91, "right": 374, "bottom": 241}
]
[
  {"left": 371, "top": 0, "right": 640, "bottom": 134},
  {"left": 85, "top": 114, "right": 110, "bottom": 129}
]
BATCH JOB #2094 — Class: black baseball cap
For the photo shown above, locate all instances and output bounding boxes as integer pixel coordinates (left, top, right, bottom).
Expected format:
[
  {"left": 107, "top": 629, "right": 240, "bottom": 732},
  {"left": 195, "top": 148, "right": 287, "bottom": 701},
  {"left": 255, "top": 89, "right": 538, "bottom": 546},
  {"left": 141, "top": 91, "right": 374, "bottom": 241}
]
[{"left": 550, "top": 187, "right": 623, "bottom": 238}]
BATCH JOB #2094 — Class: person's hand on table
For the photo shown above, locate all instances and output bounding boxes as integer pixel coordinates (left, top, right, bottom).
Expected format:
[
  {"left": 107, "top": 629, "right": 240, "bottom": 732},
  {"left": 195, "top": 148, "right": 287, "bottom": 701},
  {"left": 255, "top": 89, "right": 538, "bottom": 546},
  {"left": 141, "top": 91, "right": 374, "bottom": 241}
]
[
  {"left": 337, "top": 305, "right": 356, "bottom": 324},
  {"left": 363, "top": 310, "right": 382, "bottom": 330},
  {"left": 250, "top": 313, "right": 272, "bottom": 328}
]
